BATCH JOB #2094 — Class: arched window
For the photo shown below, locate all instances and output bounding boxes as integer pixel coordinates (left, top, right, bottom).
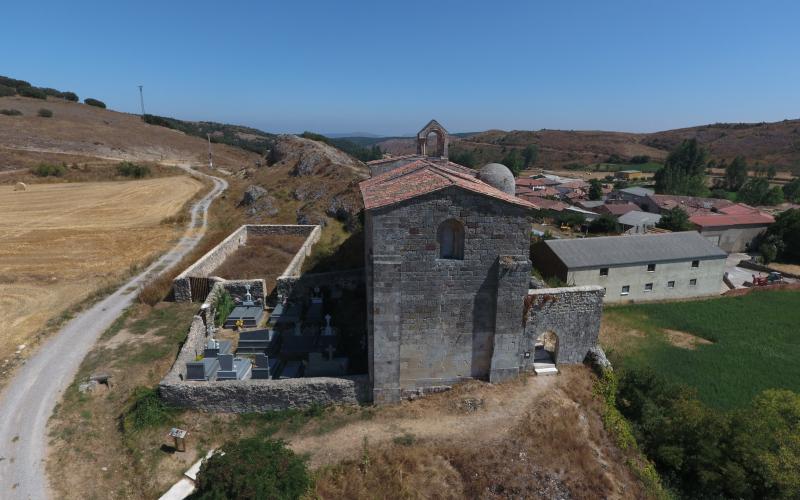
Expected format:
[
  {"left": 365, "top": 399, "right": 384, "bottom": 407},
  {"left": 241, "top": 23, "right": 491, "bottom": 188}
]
[{"left": 437, "top": 219, "right": 464, "bottom": 260}]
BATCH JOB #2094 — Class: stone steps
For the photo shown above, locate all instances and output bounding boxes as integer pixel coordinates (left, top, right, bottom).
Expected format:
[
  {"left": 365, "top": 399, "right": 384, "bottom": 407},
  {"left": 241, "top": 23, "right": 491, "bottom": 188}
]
[{"left": 534, "top": 363, "right": 559, "bottom": 376}]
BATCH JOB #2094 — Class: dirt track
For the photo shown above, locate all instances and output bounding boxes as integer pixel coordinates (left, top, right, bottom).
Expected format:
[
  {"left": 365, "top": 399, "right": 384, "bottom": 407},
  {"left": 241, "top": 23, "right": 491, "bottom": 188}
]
[{"left": 0, "top": 166, "right": 226, "bottom": 499}]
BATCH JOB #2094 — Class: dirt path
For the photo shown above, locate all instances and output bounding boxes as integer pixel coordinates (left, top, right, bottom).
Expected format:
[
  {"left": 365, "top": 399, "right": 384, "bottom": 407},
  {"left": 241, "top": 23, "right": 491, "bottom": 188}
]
[
  {"left": 291, "top": 376, "right": 558, "bottom": 468},
  {"left": 0, "top": 165, "right": 226, "bottom": 500}
]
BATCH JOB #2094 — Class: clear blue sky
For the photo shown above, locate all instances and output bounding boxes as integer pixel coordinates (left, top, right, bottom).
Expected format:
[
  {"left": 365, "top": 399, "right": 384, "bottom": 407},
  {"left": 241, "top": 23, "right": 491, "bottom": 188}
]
[{"left": 3, "top": 0, "right": 799, "bottom": 135}]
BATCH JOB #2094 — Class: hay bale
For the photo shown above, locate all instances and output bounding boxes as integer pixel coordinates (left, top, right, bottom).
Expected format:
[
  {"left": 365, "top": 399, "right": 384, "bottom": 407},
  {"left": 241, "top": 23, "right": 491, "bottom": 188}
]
[{"left": 13, "top": 182, "right": 27, "bottom": 191}]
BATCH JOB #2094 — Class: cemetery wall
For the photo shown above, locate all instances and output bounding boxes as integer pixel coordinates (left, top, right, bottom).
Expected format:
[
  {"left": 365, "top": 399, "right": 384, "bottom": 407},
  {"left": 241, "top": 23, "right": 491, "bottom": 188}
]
[
  {"left": 276, "top": 268, "right": 364, "bottom": 303},
  {"left": 220, "top": 279, "right": 266, "bottom": 303},
  {"left": 159, "top": 375, "right": 370, "bottom": 412},
  {"left": 173, "top": 224, "right": 320, "bottom": 302},
  {"left": 160, "top": 284, "right": 371, "bottom": 412}
]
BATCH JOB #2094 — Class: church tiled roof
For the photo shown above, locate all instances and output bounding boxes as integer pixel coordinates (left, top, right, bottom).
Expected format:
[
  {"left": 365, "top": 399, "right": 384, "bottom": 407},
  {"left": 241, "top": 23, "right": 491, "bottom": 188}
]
[{"left": 360, "top": 159, "right": 539, "bottom": 211}]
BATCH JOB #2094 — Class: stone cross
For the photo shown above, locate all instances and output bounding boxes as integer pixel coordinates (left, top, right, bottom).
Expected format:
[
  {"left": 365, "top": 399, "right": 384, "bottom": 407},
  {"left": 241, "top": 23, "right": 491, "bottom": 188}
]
[
  {"left": 323, "top": 314, "right": 333, "bottom": 336},
  {"left": 325, "top": 344, "right": 335, "bottom": 361}
]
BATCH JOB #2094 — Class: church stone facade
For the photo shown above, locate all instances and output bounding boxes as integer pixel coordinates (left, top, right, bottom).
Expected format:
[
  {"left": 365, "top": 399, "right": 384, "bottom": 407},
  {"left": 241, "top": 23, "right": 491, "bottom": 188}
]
[
  {"left": 362, "top": 121, "right": 542, "bottom": 403},
  {"left": 362, "top": 121, "right": 605, "bottom": 404}
]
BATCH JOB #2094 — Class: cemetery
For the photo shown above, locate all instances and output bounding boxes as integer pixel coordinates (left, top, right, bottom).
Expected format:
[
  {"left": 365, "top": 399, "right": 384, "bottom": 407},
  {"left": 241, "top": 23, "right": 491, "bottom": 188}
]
[{"left": 161, "top": 223, "right": 370, "bottom": 412}]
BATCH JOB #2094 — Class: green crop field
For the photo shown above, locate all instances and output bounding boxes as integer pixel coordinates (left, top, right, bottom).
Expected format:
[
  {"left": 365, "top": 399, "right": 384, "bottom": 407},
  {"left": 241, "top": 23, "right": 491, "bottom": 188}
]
[{"left": 601, "top": 289, "right": 800, "bottom": 410}]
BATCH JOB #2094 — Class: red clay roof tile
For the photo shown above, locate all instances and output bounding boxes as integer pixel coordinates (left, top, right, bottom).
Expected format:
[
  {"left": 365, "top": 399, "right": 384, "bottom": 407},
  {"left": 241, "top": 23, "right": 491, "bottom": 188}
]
[{"left": 360, "top": 159, "right": 539, "bottom": 211}]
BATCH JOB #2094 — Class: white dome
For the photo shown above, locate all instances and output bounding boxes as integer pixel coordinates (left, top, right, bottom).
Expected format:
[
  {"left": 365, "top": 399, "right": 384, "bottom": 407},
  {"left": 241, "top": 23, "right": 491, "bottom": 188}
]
[{"left": 479, "top": 163, "right": 515, "bottom": 195}]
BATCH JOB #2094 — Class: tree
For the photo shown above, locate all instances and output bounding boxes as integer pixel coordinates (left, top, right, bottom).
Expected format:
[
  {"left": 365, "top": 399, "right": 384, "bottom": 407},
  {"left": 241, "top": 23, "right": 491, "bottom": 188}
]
[
  {"left": 656, "top": 206, "right": 692, "bottom": 232},
  {"left": 782, "top": 178, "right": 800, "bottom": 203},
  {"left": 502, "top": 149, "right": 524, "bottom": 177},
  {"left": 728, "top": 390, "right": 800, "bottom": 499},
  {"left": 192, "top": 437, "right": 311, "bottom": 500},
  {"left": 522, "top": 144, "right": 539, "bottom": 168},
  {"left": 767, "top": 165, "right": 777, "bottom": 179},
  {"left": 559, "top": 212, "right": 585, "bottom": 228},
  {"left": 654, "top": 139, "right": 708, "bottom": 196},
  {"left": 763, "top": 186, "right": 784, "bottom": 206},
  {"left": 725, "top": 156, "right": 748, "bottom": 191},
  {"left": 588, "top": 178, "right": 603, "bottom": 200},
  {"left": 737, "top": 178, "right": 782, "bottom": 205},
  {"left": 84, "top": 97, "right": 106, "bottom": 108},
  {"left": 763, "top": 208, "right": 800, "bottom": 261},
  {"left": 589, "top": 213, "right": 618, "bottom": 233}
]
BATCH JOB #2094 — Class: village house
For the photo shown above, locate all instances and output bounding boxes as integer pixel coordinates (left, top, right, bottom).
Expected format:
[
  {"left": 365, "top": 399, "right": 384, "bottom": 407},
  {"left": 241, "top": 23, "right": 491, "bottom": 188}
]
[{"left": 530, "top": 231, "right": 727, "bottom": 303}]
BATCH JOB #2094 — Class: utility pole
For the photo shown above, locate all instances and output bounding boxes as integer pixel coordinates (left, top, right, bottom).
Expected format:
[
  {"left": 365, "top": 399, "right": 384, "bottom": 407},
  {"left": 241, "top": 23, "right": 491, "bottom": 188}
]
[
  {"left": 138, "top": 85, "right": 146, "bottom": 117},
  {"left": 207, "top": 133, "right": 214, "bottom": 169}
]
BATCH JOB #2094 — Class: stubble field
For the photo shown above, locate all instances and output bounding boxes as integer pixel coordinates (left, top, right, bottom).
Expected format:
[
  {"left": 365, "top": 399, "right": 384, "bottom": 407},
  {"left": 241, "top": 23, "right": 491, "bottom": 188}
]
[{"left": 0, "top": 176, "right": 201, "bottom": 367}]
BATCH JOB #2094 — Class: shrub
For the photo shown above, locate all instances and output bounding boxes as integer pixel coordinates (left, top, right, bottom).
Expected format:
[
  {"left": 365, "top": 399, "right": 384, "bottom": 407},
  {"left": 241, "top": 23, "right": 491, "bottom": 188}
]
[
  {"left": 37, "top": 108, "right": 53, "bottom": 118},
  {"left": 137, "top": 273, "right": 173, "bottom": 306},
  {"left": 214, "top": 291, "right": 235, "bottom": 327},
  {"left": 0, "top": 109, "right": 22, "bottom": 116},
  {"left": 656, "top": 206, "right": 692, "bottom": 232},
  {"left": 192, "top": 437, "right": 311, "bottom": 500},
  {"left": 32, "top": 162, "right": 67, "bottom": 177},
  {"left": 588, "top": 213, "right": 618, "bottom": 233},
  {"left": 0, "top": 84, "right": 15, "bottom": 97},
  {"left": 84, "top": 98, "right": 106, "bottom": 108},
  {"left": 615, "top": 367, "right": 800, "bottom": 499},
  {"left": 18, "top": 86, "right": 47, "bottom": 100},
  {"left": 61, "top": 91, "right": 79, "bottom": 102},
  {"left": 0, "top": 75, "right": 31, "bottom": 89},
  {"left": 122, "top": 387, "right": 176, "bottom": 433},
  {"left": 116, "top": 161, "right": 150, "bottom": 178}
]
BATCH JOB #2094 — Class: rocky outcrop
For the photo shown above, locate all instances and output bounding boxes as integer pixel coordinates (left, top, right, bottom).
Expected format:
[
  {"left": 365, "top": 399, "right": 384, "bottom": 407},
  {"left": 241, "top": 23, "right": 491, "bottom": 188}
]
[
  {"left": 239, "top": 185, "right": 278, "bottom": 218},
  {"left": 240, "top": 185, "right": 268, "bottom": 206},
  {"left": 269, "top": 134, "right": 369, "bottom": 179}
]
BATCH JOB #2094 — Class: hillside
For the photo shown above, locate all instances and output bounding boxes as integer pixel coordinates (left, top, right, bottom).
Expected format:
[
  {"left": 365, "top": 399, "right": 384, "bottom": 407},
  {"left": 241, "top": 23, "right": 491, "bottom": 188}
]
[
  {"left": 371, "top": 118, "right": 800, "bottom": 173},
  {"left": 0, "top": 95, "right": 261, "bottom": 170}
]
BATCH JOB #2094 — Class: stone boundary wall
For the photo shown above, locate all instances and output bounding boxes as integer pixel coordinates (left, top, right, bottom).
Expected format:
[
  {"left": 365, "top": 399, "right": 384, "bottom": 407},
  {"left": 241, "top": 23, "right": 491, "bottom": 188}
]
[
  {"left": 276, "top": 268, "right": 365, "bottom": 303},
  {"left": 160, "top": 278, "right": 370, "bottom": 412},
  {"left": 522, "top": 285, "right": 605, "bottom": 366},
  {"left": 159, "top": 375, "right": 370, "bottom": 413},
  {"left": 173, "top": 224, "right": 321, "bottom": 302}
]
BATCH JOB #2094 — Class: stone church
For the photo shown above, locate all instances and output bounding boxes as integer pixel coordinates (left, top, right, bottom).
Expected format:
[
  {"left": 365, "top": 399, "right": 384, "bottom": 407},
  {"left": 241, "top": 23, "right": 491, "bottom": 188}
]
[{"left": 361, "top": 120, "right": 544, "bottom": 403}]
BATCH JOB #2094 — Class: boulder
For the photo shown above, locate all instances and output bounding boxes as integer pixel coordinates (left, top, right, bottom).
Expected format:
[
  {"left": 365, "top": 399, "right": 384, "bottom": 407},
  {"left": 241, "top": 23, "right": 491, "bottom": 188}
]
[{"left": 239, "top": 185, "right": 268, "bottom": 206}]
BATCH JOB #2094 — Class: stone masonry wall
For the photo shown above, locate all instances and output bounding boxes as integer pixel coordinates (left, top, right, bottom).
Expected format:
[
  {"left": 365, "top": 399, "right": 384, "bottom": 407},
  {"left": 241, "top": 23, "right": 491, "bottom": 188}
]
[
  {"left": 160, "top": 277, "right": 369, "bottom": 412},
  {"left": 159, "top": 375, "right": 370, "bottom": 413},
  {"left": 276, "top": 268, "right": 364, "bottom": 304},
  {"left": 521, "top": 286, "right": 605, "bottom": 366},
  {"left": 173, "top": 224, "right": 320, "bottom": 302},
  {"left": 368, "top": 187, "right": 531, "bottom": 402}
]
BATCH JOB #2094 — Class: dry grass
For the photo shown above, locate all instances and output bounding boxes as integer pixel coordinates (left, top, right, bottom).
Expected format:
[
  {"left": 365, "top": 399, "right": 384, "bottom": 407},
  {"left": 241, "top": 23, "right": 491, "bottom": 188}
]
[
  {"left": 0, "top": 95, "right": 260, "bottom": 170},
  {"left": 311, "top": 369, "right": 644, "bottom": 499},
  {"left": 0, "top": 176, "right": 201, "bottom": 369},
  {"left": 212, "top": 234, "right": 308, "bottom": 293}
]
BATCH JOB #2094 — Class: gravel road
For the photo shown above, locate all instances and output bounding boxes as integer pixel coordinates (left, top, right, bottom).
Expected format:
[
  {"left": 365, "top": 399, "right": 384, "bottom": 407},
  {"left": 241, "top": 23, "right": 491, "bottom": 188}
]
[{"left": 0, "top": 165, "right": 227, "bottom": 499}]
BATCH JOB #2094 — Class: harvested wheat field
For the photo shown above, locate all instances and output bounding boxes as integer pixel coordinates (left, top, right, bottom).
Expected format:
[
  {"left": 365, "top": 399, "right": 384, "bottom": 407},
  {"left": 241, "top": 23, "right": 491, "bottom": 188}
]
[{"left": 0, "top": 176, "right": 201, "bottom": 369}]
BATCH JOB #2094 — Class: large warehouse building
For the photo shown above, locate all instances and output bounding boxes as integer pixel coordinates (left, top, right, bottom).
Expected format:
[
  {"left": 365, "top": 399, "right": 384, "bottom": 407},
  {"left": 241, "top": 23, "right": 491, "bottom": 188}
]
[{"left": 531, "top": 232, "right": 727, "bottom": 303}]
